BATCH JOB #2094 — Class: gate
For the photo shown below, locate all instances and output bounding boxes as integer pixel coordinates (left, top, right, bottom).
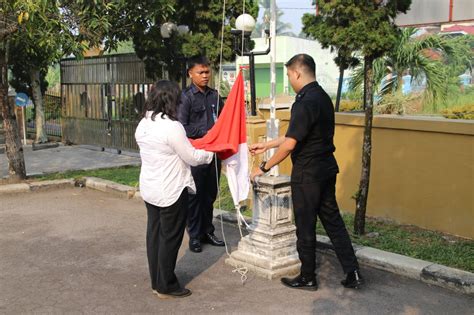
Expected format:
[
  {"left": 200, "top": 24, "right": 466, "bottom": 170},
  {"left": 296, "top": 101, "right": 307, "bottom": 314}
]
[
  {"left": 61, "top": 53, "right": 162, "bottom": 151},
  {"left": 26, "top": 92, "right": 62, "bottom": 138}
]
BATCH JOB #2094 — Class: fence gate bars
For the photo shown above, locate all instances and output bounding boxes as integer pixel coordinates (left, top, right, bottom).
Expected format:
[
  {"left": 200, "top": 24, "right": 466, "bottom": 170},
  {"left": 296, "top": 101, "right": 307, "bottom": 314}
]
[{"left": 60, "top": 53, "right": 162, "bottom": 151}]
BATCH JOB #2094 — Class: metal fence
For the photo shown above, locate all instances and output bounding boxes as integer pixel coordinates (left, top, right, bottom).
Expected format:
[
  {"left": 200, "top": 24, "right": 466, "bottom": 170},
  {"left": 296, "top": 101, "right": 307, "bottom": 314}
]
[
  {"left": 26, "top": 92, "right": 62, "bottom": 138},
  {"left": 60, "top": 53, "right": 160, "bottom": 151}
]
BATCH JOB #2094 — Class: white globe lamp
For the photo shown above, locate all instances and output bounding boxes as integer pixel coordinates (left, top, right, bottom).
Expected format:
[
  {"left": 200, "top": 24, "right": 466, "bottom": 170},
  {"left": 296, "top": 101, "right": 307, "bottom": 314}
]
[
  {"left": 235, "top": 14, "right": 256, "bottom": 33},
  {"left": 160, "top": 22, "right": 177, "bottom": 39},
  {"left": 177, "top": 25, "right": 190, "bottom": 35}
]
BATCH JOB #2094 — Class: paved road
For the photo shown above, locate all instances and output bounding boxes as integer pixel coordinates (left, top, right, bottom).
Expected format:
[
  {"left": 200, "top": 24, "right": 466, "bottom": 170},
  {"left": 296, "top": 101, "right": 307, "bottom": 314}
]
[
  {"left": 1, "top": 188, "right": 473, "bottom": 314},
  {"left": 0, "top": 145, "right": 140, "bottom": 178}
]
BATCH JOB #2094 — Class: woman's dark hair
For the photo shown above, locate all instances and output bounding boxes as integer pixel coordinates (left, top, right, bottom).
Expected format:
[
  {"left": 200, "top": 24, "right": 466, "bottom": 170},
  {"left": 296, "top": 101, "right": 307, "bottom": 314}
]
[{"left": 142, "top": 80, "right": 180, "bottom": 121}]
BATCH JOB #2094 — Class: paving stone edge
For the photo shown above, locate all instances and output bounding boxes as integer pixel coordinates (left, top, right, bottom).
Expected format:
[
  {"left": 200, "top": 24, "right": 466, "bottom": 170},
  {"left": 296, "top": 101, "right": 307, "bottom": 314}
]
[{"left": 1, "top": 178, "right": 472, "bottom": 296}]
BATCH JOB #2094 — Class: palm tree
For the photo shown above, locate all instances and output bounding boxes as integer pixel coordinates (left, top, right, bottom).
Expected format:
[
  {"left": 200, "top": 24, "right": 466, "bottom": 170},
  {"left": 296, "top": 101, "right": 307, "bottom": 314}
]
[
  {"left": 349, "top": 28, "right": 471, "bottom": 109},
  {"left": 252, "top": 0, "right": 295, "bottom": 38}
]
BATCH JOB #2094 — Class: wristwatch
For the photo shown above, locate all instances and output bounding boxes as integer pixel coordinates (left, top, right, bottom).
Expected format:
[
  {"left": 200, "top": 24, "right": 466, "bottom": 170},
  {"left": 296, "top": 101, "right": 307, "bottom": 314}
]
[{"left": 259, "top": 161, "right": 270, "bottom": 173}]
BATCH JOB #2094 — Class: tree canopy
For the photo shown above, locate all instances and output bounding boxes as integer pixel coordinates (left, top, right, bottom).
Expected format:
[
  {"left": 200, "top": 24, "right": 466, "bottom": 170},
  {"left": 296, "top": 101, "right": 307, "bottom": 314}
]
[
  {"left": 107, "top": 0, "right": 259, "bottom": 80},
  {"left": 301, "top": 0, "right": 412, "bottom": 235}
]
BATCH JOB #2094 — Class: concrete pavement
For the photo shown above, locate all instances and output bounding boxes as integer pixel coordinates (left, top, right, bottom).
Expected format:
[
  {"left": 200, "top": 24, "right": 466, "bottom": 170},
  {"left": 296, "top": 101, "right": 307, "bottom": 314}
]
[
  {"left": 0, "top": 144, "right": 140, "bottom": 178},
  {"left": 1, "top": 188, "right": 473, "bottom": 314}
]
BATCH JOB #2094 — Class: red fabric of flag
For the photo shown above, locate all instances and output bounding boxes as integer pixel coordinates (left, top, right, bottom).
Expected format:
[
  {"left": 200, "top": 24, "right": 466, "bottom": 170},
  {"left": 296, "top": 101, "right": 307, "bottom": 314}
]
[{"left": 190, "top": 72, "right": 246, "bottom": 160}]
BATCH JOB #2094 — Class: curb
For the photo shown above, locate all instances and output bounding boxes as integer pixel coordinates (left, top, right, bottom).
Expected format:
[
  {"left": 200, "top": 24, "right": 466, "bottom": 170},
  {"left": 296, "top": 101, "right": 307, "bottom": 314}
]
[
  {"left": 32, "top": 142, "right": 60, "bottom": 151},
  {"left": 0, "top": 179, "right": 75, "bottom": 195},
  {"left": 82, "top": 177, "right": 138, "bottom": 199},
  {"left": 1, "top": 179, "right": 472, "bottom": 296},
  {"left": 214, "top": 209, "right": 474, "bottom": 296}
]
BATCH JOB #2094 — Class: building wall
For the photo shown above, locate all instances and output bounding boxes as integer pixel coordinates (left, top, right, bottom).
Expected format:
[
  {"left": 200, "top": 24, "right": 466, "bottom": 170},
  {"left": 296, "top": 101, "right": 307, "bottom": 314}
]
[
  {"left": 396, "top": 0, "right": 474, "bottom": 26},
  {"left": 254, "top": 64, "right": 284, "bottom": 97},
  {"left": 250, "top": 111, "right": 474, "bottom": 239}
]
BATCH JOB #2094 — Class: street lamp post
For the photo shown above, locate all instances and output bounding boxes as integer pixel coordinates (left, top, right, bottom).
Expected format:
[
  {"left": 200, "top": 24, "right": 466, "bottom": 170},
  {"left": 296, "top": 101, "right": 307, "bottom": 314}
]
[
  {"left": 231, "top": 14, "right": 270, "bottom": 116},
  {"left": 160, "top": 22, "right": 189, "bottom": 90}
]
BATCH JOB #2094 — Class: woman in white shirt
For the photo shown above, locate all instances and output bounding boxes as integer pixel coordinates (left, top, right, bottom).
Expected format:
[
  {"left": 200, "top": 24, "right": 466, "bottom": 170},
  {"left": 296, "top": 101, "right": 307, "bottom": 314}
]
[{"left": 135, "top": 80, "right": 213, "bottom": 299}]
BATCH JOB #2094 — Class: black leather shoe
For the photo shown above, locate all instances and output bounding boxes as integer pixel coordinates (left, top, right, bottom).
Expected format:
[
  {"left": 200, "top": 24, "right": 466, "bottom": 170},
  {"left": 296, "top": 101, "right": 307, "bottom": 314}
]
[
  {"left": 341, "top": 270, "right": 364, "bottom": 289},
  {"left": 202, "top": 233, "right": 225, "bottom": 247},
  {"left": 281, "top": 275, "right": 318, "bottom": 291},
  {"left": 153, "top": 288, "right": 192, "bottom": 299},
  {"left": 189, "top": 238, "right": 202, "bottom": 253}
]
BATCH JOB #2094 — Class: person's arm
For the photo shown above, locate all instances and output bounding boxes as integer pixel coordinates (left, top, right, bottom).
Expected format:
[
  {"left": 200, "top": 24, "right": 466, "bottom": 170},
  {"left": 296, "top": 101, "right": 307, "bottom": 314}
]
[
  {"left": 168, "top": 122, "right": 213, "bottom": 166},
  {"left": 249, "top": 136, "right": 285, "bottom": 156},
  {"left": 250, "top": 101, "right": 315, "bottom": 181},
  {"left": 250, "top": 137, "right": 296, "bottom": 181},
  {"left": 177, "top": 92, "right": 206, "bottom": 139}
]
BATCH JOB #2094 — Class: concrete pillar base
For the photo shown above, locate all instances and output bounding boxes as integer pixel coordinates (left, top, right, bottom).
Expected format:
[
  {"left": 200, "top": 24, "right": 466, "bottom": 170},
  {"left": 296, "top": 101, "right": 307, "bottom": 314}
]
[{"left": 225, "top": 175, "right": 301, "bottom": 279}]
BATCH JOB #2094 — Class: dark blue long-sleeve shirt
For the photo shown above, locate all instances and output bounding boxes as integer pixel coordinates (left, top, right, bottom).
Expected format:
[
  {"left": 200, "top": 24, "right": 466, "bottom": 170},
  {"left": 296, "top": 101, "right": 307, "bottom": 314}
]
[{"left": 177, "top": 84, "right": 224, "bottom": 139}]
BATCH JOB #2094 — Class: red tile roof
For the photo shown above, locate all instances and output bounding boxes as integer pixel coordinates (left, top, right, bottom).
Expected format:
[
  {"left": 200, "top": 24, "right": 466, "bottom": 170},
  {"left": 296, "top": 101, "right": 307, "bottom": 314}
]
[{"left": 441, "top": 25, "right": 474, "bottom": 35}]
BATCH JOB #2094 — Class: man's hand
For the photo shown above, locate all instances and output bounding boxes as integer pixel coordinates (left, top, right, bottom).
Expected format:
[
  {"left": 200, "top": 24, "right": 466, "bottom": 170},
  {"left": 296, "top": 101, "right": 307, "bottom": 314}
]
[
  {"left": 249, "top": 143, "right": 267, "bottom": 156},
  {"left": 250, "top": 167, "right": 264, "bottom": 182}
]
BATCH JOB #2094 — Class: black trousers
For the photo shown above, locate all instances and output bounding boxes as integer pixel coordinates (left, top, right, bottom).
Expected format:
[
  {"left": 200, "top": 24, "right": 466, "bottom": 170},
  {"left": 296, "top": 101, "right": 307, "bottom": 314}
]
[
  {"left": 187, "top": 157, "right": 221, "bottom": 239},
  {"left": 291, "top": 176, "right": 359, "bottom": 278},
  {"left": 145, "top": 189, "right": 188, "bottom": 293}
]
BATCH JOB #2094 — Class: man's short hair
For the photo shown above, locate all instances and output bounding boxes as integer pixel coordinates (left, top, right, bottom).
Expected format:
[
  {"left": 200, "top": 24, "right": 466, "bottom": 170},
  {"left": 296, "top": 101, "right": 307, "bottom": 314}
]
[
  {"left": 285, "top": 54, "right": 316, "bottom": 76},
  {"left": 187, "top": 55, "right": 210, "bottom": 71}
]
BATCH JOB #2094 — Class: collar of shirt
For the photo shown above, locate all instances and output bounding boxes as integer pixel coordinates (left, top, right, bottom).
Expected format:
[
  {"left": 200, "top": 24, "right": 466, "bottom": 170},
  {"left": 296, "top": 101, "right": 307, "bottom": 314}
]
[
  {"left": 295, "top": 81, "right": 319, "bottom": 101},
  {"left": 191, "top": 83, "right": 212, "bottom": 95}
]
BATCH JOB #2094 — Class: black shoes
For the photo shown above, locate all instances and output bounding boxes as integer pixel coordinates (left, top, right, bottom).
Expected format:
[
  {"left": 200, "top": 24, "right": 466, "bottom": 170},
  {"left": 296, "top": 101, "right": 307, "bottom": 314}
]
[
  {"left": 189, "top": 238, "right": 202, "bottom": 253},
  {"left": 281, "top": 275, "right": 318, "bottom": 291},
  {"left": 189, "top": 233, "right": 224, "bottom": 253},
  {"left": 153, "top": 288, "right": 192, "bottom": 299},
  {"left": 341, "top": 269, "right": 364, "bottom": 289},
  {"left": 201, "top": 233, "right": 225, "bottom": 247}
]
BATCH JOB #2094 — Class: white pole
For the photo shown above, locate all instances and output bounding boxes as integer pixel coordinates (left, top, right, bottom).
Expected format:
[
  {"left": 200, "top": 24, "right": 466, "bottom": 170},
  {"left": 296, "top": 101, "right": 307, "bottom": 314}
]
[
  {"left": 269, "top": 0, "right": 276, "bottom": 122},
  {"left": 268, "top": 0, "right": 279, "bottom": 176},
  {"left": 22, "top": 106, "right": 27, "bottom": 145}
]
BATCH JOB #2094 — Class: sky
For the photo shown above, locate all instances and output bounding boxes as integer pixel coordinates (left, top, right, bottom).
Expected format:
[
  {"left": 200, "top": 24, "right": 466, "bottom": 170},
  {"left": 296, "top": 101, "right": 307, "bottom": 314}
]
[{"left": 256, "top": 0, "right": 316, "bottom": 35}]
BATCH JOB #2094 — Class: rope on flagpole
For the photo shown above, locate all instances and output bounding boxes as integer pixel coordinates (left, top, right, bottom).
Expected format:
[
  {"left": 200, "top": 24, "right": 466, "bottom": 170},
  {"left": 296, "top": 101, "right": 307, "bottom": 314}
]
[{"left": 213, "top": 0, "right": 249, "bottom": 285}]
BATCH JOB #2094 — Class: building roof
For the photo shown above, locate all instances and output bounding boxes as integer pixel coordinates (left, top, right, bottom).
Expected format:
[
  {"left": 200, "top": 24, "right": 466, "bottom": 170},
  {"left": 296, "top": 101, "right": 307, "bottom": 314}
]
[{"left": 441, "top": 25, "right": 474, "bottom": 35}]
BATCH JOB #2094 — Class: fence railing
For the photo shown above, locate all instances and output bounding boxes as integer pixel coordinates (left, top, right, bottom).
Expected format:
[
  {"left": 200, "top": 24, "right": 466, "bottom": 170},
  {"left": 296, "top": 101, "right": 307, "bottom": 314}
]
[
  {"left": 60, "top": 53, "right": 157, "bottom": 151},
  {"left": 26, "top": 92, "right": 62, "bottom": 138}
]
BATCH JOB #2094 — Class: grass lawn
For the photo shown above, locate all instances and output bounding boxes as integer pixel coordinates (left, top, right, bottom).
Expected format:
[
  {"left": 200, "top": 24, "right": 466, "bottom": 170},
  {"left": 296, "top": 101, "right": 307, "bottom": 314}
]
[
  {"left": 316, "top": 213, "right": 474, "bottom": 272},
  {"left": 34, "top": 166, "right": 473, "bottom": 272},
  {"left": 34, "top": 165, "right": 140, "bottom": 187}
]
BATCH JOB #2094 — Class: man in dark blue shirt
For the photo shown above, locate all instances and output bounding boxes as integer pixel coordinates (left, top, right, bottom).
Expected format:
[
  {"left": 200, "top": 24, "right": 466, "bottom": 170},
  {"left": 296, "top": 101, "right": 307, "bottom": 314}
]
[
  {"left": 250, "top": 54, "right": 363, "bottom": 290},
  {"left": 177, "top": 56, "right": 225, "bottom": 253}
]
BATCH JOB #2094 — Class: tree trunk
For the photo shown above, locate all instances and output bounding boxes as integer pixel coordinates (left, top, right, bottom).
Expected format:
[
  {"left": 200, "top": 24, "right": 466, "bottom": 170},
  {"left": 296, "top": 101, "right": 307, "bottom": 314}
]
[
  {"left": 0, "top": 40, "right": 26, "bottom": 181},
  {"left": 30, "top": 68, "right": 48, "bottom": 143},
  {"left": 354, "top": 55, "right": 375, "bottom": 235},
  {"left": 335, "top": 66, "right": 344, "bottom": 112}
]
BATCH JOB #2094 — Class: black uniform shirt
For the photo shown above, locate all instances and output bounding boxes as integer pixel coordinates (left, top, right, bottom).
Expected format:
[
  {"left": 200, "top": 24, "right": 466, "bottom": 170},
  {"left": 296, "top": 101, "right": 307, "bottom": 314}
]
[
  {"left": 285, "top": 81, "right": 339, "bottom": 183},
  {"left": 177, "top": 84, "right": 223, "bottom": 139}
]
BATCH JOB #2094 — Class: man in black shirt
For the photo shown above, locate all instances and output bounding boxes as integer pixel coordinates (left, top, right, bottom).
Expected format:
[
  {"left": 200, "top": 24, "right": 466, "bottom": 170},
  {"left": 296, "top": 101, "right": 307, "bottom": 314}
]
[
  {"left": 177, "top": 56, "right": 225, "bottom": 253},
  {"left": 250, "top": 54, "right": 363, "bottom": 290}
]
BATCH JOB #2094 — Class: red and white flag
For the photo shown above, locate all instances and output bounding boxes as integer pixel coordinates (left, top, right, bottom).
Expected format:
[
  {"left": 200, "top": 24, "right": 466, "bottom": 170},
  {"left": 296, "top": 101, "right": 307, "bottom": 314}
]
[{"left": 191, "top": 72, "right": 249, "bottom": 205}]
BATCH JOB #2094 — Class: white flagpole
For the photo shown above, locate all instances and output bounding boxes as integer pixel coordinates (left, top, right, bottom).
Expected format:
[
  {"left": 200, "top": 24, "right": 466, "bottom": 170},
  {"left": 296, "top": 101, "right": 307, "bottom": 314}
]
[{"left": 267, "top": 0, "right": 279, "bottom": 176}]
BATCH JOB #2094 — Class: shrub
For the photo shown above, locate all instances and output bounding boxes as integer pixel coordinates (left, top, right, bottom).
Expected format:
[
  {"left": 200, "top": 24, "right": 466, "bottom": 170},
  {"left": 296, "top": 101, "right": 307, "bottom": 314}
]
[
  {"left": 441, "top": 104, "right": 474, "bottom": 120},
  {"left": 376, "top": 92, "right": 420, "bottom": 115},
  {"left": 339, "top": 100, "right": 362, "bottom": 112}
]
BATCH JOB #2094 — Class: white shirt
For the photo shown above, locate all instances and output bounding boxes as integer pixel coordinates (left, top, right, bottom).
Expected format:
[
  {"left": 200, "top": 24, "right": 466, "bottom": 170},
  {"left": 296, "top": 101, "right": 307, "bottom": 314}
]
[{"left": 135, "top": 111, "right": 213, "bottom": 207}]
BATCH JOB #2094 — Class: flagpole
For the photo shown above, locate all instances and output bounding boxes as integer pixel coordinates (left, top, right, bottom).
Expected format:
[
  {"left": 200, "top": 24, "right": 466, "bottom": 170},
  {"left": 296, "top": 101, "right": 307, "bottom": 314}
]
[{"left": 268, "top": 0, "right": 279, "bottom": 176}]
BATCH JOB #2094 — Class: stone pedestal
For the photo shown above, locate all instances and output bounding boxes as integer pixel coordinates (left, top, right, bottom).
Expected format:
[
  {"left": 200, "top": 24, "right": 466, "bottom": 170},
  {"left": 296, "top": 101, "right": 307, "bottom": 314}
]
[{"left": 226, "top": 175, "right": 300, "bottom": 279}]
